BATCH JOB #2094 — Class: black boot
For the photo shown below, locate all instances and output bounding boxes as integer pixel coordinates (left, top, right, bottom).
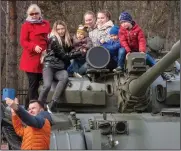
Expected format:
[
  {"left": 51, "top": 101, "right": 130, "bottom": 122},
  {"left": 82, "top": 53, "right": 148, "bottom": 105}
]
[{"left": 161, "top": 72, "right": 174, "bottom": 82}]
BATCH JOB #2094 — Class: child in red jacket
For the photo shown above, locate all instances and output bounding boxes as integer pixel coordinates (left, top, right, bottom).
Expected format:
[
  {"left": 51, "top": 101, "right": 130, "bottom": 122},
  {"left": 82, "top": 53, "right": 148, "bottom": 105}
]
[{"left": 118, "top": 12, "right": 172, "bottom": 81}]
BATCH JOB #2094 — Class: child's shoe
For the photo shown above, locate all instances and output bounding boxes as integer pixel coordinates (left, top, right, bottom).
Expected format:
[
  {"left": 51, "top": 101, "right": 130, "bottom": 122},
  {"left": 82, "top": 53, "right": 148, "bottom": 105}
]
[
  {"left": 113, "top": 66, "right": 124, "bottom": 72},
  {"left": 73, "top": 72, "right": 82, "bottom": 78}
]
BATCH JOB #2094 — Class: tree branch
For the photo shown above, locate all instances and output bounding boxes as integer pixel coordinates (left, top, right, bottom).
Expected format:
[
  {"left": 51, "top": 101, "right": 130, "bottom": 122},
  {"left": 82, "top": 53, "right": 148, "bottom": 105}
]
[{"left": 1, "top": 4, "right": 7, "bottom": 14}]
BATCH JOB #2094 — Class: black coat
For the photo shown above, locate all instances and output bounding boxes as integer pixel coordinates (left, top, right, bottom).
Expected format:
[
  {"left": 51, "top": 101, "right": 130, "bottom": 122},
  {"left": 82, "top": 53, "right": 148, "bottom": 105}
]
[{"left": 44, "top": 36, "right": 72, "bottom": 69}]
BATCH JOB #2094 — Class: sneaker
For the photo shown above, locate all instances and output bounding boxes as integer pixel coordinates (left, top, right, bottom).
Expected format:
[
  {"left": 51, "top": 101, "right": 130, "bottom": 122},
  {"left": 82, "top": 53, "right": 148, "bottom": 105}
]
[
  {"left": 113, "top": 66, "right": 124, "bottom": 72},
  {"left": 161, "top": 73, "right": 174, "bottom": 81},
  {"left": 87, "top": 74, "right": 91, "bottom": 77},
  {"left": 46, "top": 104, "right": 52, "bottom": 114},
  {"left": 73, "top": 72, "right": 82, "bottom": 78},
  {"left": 47, "top": 100, "right": 58, "bottom": 113}
]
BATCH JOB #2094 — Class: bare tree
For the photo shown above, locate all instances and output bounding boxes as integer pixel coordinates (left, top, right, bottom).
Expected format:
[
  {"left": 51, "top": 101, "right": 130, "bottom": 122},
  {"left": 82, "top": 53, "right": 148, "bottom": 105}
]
[
  {"left": 5, "top": 1, "right": 9, "bottom": 76},
  {"left": 6, "top": 1, "right": 18, "bottom": 89},
  {"left": 1, "top": 2, "right": 8, "bottom": 75}
]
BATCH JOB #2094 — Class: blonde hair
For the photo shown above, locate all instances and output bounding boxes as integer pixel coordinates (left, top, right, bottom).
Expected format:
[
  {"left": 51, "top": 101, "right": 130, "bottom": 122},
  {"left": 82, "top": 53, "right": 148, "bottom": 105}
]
[
  {"left": 77, "top": 24, "right": 88, "bottom": 37},
  {"left": 26, "top": 4, "right": 41, "bottom": 17},
  {"left": 50, "top": 20, "right": 72, "bottom": 47}
]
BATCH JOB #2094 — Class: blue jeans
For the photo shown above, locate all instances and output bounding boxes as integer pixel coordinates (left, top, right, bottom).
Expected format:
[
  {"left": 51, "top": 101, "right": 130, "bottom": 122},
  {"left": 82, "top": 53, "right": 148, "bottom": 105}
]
[
  {"left": 117, "top": 47, "right": 126, "bottom": 68},
  {"left": 146, "top": 53, "right": 156, "bottom": 67},
  {"left": 67, "top": 58, "right": 87, "bottom": 75},
  {"left": 117, "top": 48, "right": 156, "bottom": 68}
]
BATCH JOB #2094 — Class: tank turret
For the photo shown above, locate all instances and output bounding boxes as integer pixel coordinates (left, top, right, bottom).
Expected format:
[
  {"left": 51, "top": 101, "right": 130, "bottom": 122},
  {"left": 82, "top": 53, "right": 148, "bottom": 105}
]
[
  {"left": 118, "top": 40, "right": 180, "bottom": 113},
  {"left": 130, "top": 40, "right": 180, "bottom": 96}
]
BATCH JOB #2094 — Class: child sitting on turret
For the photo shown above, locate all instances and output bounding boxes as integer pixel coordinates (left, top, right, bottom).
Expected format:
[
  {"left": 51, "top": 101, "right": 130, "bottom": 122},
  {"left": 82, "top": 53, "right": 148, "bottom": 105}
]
[
  {"left": 118, "top": 11, "right": 173, "bottom": 81},
  {"left": 101, "top": 25, "right": 126, "bottom": 72},
  {"left": 67, "top": 25, "right": 93, "bottom": 77}
]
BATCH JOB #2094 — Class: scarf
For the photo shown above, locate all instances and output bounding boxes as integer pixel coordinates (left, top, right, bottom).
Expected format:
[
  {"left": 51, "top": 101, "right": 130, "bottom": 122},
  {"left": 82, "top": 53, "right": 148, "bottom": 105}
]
[
  {"left": 25, "top": 16, "right": 43, "bottom": 24},
  {"left": 97, "top": 20, "right": 114, "bottom": 30}
]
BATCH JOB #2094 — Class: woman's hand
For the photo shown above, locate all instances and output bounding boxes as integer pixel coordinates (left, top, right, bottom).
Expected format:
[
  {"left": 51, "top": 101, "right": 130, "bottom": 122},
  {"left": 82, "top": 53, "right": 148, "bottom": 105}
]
[
  {"left": 100, "top": 39, "right": 105, "bottom": 44},
  {"left": 34, "top": 45, "right": 42, "bottom": 53},
  {"left": 80, "top": 48, "right": 86, "bottom": 53}
]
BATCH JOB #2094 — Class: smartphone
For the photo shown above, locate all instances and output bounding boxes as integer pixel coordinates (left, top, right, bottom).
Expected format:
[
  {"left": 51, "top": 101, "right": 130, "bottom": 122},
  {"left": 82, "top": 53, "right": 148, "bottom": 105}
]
[{"left": 2, "top": 88, "right": 16, "bottom": 101}]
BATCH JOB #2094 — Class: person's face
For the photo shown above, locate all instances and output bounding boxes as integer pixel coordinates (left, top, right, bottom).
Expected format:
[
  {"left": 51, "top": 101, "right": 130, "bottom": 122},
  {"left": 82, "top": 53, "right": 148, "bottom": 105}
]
[
  {"left": 28, "top": 102, "right": 43, "bottom": 116},
  {"left": 29, "top": 9, "right": 40, "bottom": 20},
  {"left": 110, "top": 35, "right": 119, "bottom": 41},
  {"left": 84, "top": 14, "right": 95, "bottom": 28},
  {"left": 120, "top": 21, "right": 132, "bottom": 29},
  {"left": 76, "top": 32, "right": 85, "bottom": 40},
  {"left": 57, "top": 24, "right": 66, "bottom": 37},
  {"left": 97, "top": 13, "right": 108, "bottom": 26}
]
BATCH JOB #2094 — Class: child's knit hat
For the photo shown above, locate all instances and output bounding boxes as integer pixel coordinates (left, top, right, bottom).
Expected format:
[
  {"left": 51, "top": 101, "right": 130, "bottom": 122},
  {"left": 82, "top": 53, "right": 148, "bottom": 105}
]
[
  {"left": 119, "top": 12, "right": 132, "bottom": 23},
  {"left": 77, "top": 24, "right": 88, "bottom": 37},
  {"left": 109, "top": 25, "right": 119, "bottom": 35}
]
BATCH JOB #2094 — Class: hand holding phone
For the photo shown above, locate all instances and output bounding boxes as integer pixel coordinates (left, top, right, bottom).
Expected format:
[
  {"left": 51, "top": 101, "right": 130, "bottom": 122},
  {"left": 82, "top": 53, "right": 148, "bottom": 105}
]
[
  {"left": 2, "top": 88, "right": 16, "bottom": 101},
  {"left": 5, "top": 98, "right": 19, "bottom": 111}
]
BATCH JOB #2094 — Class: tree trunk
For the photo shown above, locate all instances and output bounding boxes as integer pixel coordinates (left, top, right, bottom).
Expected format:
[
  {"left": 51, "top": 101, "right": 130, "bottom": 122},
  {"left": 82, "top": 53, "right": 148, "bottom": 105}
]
[
  {"left": 165, "top": 1, "right": 173, "bottom": 51},
  {"left": 0, "top": 0, "right": 1, "bottom": 77},
  {"left": 116, "top": 1, "right": 120, "bottom": 25},
  {"left": 98, "top": 1, "right": 105, "bottom": 10},
  {"left": 6, "top": 1, "right": 18, "bottom": 89},
  {"left": 1, "top": 2, "right": 9, "bottom": 75},
  {"left": 173, "top": 1, "right": 178, "bottom": 42},
  {"left": 4, "top": 1, "right": 9, "bottom": 75}
]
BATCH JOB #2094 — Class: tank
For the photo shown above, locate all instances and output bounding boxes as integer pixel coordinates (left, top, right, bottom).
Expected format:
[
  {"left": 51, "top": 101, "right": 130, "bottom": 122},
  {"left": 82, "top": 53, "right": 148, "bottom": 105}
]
[
  {"left": 1, "top": 40, "right": 180, "bottom": 150},
  {"left": 147, "top": 36, "right": 180, "bottom": 70}
]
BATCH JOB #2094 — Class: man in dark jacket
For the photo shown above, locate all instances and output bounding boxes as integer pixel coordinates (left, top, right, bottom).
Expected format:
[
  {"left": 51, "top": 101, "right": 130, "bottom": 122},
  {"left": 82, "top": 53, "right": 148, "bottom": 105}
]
[{"left": 5, "top": 98, "right": 52, "bottom": 150}]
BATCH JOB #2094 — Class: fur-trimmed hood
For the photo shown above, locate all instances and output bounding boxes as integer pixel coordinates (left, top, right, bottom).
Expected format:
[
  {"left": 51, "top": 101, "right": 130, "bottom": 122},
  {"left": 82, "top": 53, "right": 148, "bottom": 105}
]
[{"left": 97, "top": 20, "right": 114, "bottom": 30}]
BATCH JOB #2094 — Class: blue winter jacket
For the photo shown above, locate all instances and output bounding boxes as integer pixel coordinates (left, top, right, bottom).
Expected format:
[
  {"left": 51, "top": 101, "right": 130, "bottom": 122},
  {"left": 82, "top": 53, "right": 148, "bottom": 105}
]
[{"left": 101, "top": 39, "right": 121, "bottom": 61}]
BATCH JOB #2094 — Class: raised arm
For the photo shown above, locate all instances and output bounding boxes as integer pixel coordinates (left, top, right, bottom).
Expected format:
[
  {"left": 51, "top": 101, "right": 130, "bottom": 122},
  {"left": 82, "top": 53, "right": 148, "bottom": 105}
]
[
  {"left": 15, "top": 106, "right": 46, "bottom": 129},
  {"left": 5, "top": 98, "right": 50, "bottom": 129}
]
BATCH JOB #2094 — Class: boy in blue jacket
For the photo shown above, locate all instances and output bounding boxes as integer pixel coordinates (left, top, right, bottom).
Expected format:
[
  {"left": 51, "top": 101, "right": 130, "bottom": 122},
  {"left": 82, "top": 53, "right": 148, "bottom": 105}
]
[{"left": 101, "top": 25, "right": 126, "bottom": 72}]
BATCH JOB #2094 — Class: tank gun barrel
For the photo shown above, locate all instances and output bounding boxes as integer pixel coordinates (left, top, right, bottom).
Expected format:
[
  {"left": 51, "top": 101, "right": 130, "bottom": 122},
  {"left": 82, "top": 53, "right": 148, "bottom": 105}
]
[{"left": 129, "top": 40, "right": 180, "bottom": 96}]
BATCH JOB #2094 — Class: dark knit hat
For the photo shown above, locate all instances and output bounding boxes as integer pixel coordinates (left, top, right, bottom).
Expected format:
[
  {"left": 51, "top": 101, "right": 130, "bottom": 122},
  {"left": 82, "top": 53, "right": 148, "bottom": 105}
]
[
  {"left": 77, "top": 24, "right": 88, "bottom": 37},
  {"left": 119, "top": 12, "right": 132, "bottom": 23},
  {"left": 109, "top": 25, "right": 119, "bottom": 35}
]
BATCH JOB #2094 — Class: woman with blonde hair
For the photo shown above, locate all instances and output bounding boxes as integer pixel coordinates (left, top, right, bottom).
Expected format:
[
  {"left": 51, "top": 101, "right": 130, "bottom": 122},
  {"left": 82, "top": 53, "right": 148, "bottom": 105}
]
[
  {"left": 19, "top": 4, "right": 51, "bottom": 109},
  {"left": 38, "top": 20, "right": 72, "bottom": 112}
]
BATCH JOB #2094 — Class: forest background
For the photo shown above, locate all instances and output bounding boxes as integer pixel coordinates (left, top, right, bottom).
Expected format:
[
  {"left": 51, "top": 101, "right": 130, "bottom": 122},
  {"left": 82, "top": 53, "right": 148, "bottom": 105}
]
[{"left": 1, "top": 1, "right": 180, "bottom": 91}]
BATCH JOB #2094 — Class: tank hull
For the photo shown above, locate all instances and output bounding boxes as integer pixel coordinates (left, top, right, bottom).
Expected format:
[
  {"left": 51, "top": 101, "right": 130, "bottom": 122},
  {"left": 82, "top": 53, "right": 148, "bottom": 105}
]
[
  {"left": 2, "top": 112, "right": 179, "bottom": 150},
  {"left": 50, "top": 113, "right": 180, "bottom": 150}
]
